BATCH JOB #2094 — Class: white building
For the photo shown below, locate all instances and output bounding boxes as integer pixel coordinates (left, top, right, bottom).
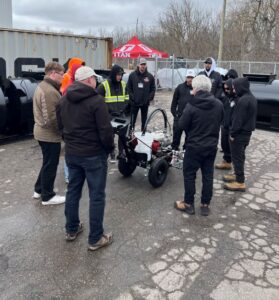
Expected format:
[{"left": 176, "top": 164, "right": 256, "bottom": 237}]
[{"left": 0, "top": 0, "right": 13, "bottom": 28}]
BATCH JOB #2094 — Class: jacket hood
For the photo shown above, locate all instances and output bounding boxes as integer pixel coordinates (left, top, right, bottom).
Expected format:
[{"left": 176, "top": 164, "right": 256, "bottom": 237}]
[
  {"left": 204, "top": 57, "right": 216, "bottom": 77},
  {"left": 66, "top": 81, "right": 97, "bottom": 103},
  {"left": 233, "top": 77, "right": 250, "bottom": 97},
  {"left": 110, "top": 65, "right": 124, "bottom": 84},
  {"left": 190, "top": 90, "right": 217, "bottom": 110},
  {"left": 70, "top": 64, "right": 82, "bottom": 81},
  {"left": 68, "top": 57, "right": 85, "bottom": 69},
  {"left": 225, "top": 69, "right": 238, "bottom": 80}
]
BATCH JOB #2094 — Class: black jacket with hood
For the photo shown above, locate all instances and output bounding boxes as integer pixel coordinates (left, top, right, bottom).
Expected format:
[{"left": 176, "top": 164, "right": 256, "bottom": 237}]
[
  {"left": 127, "top": 67, "right": 155, "bottom": 106},
  {"left": 221, "top": 78, "right": 238, "bottom": 130},
  {"left": 57, "top": 81, "right": 114, "bottom": 156},
  {"left": 179, "top": 90, "right": 224, "bottom": 149},
  {"left": 97, "top": 65, "right": 129, "bottom": 115},
  {"left": 230, "top": 77, "right": 257, "bottom": 137},
  {"left": 171, "top": 82, "right": 193, "bottom": 118},
  {"left": 198, "top": 58, "right": 223, "bottom": 99}
]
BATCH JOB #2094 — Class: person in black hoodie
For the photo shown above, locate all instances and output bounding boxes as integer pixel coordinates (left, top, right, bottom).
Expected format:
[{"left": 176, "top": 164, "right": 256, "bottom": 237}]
[
  {"left": 97, "top": 64, "right": 129, "bottom": 162},
  {"left": 174, "top": 75, "right": 223, "bottom": 216},
  {"left": 215, "top": 69, "right": 239, "bottom": 170},
  {"left": 223, "top": 77, "right": 257, "bottom": 192},
  {"left": 127, "top": 58, "right": 156, "bottom": 131},
  {"left": 97, "top": 64, "right": 129, "bottom": 116},
  {"left": 198, "top": 57, "right": 223, "bottom": 99},
  {"left": 56, "top": 66, "right": 114, "bottom": 251},
  {"left": 170, "top": 69, "right": 195, "bottom": 150}
]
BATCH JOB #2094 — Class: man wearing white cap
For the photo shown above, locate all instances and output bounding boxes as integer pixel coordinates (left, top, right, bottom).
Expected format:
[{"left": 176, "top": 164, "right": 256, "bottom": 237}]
[
  {"left": 57, "top": 66, "right": 114, "bottom": 251},
  {"left": 170, "top": 69, "right": 195, "bottom": 150}
]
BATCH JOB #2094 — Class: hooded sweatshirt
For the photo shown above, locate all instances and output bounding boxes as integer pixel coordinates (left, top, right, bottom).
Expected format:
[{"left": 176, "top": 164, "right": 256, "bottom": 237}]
[
  {"left": 198, "top": 58, "right": 223, "bottom": 99},
  {"left": 56, "top": 81, "right": 114, "bottom": 156},
  {"left": 97, "top": 65, "right": 129, "bottom": 115},
  {"left": 222, "top": 78, "right": 238, "bottom": 130},
  {"left": 60, "top": 57, "right": 85, "bottom": 95},
  {"left": 230, "top": 77, "right": 257, "bottom": 137},
  {"left": 179, "top": 90, "right": 223, "bottom": 149}
]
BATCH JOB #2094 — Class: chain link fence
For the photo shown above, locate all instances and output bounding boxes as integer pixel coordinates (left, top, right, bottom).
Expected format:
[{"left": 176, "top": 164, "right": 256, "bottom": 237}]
[{"left": 114, "top": 57, "right": 279, "bottom": 91}]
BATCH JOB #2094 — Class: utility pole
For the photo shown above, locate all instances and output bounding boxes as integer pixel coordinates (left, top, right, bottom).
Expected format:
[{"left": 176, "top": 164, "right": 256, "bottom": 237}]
[
  {"left": 136, "top": 18, "right": 139, "bottom": 36},
  {"left": 218, "top": 0, "right": 227, "bottom": 63}
]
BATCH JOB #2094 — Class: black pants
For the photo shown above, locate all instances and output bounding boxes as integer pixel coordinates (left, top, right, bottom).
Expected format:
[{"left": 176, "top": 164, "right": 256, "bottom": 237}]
[
  {"left": 221, "top": 126, "right": 231, "bottom": 163},
  {"left": 183, "top": 147, "right": 217, "bottom": 205},
  {"left": 130, "top": 105, "right": 149, "bottom": 131},
  {"left": 230, "top": 134, "right": 251, "bottom": 183},
  {"left": 34, "top": 141, "right": 61, "bottom": 201},
  {"left": 171, "top": 118, "right": 184, "bottom": 150}
]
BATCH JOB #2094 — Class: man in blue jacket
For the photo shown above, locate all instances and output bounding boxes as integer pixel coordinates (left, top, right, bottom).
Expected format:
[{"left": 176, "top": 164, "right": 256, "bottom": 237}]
[{"left": 174, "top": 75, "right": 223, "bottom": 216}]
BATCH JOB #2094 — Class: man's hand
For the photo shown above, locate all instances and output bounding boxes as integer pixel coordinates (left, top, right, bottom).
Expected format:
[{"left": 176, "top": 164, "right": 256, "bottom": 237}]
[{"left": 230, "top": 136, "right": 234, "bottom": 142}]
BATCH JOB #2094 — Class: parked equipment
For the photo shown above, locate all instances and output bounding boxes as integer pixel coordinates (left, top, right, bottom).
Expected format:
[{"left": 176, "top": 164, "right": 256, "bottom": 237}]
[
  {"left": 244, "top": 73, "right": 279, "bottom": 131},
  {"left": 111, "top": 108, "right": 183, "bottom": 188},
  {"left": 0, "top": 78, "right": 37, "bottom": 137}
]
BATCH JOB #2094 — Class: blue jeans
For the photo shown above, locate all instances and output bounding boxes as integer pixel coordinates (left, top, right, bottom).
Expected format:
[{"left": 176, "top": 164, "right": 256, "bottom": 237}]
[
  {"left": 64, "top": 160, "right": 69, "bottom": 181},
  {"left": 65, "top": 153, "right": 108, "bottom": 244}
]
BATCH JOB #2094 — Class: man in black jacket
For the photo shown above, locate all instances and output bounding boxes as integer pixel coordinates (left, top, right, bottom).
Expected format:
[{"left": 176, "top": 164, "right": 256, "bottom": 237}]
[
  {"left": 97, "top": 64, "right": 129, "bottom": 162},
  {"left": 223, "top": 77, "right": 257, "bottom": 192},
  {"left": 175, "top": 75, "right": 223, "bottom": 216},
  {"left": 56, "top": 66, "right": 114, "bottom": 251},
  {"left": 127, "top": 58, "right": 156, "bottom": 131},
  {"left": 199, "top": 57, "right": 223, "bottom": 99},
  {"left": 215, "top": 75, "right": 238, "bottom": 170},
  {"left": 170, "top": 69, "right": 195, "bottom": 150}
]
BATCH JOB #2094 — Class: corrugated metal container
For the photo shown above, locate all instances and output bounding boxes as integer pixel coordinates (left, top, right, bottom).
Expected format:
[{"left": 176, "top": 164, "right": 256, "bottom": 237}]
[
  {"left": 0, "top": 28, "right": 113, "bottom": 78},
  {"left": 0, "top": 0, "right": 13, "bottom": 28}
]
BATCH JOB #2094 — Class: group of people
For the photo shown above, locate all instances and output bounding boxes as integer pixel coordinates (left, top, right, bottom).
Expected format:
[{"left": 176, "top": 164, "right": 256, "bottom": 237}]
[
  {"left": 172, "top": 57, "right": 257, "bottom": 216},
  {"left": 32, "top": 55, "right": 257, "bottom": 250},
  {"left": 32, "top": 57, "right": 155, "bottom": 251}
]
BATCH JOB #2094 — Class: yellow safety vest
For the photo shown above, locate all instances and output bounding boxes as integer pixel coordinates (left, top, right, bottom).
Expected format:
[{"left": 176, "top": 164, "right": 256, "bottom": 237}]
[{"left": 102, "top": 80, "right": 129, "bottom": 103}]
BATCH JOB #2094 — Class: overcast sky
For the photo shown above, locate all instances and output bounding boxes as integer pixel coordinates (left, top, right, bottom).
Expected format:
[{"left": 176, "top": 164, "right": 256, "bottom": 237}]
[{"left": 12, "top": 0, "right": 224, "bottom": 35}]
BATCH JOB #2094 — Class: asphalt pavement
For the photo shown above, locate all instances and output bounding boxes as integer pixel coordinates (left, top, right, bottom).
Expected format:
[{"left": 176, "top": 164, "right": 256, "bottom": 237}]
[{"left": 0, "top": 92, "right": 279, "bottom": 300}]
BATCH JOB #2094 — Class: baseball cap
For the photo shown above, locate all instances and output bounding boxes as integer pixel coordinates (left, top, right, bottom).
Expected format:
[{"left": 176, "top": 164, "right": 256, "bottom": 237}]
[
  {"left": 186, "top": 69, "right": 196, "bottom": 78},
  {"left": 204, "top": 57, "right": 213, "bottom": 64},
  {"left": 75, "top": 66, "right": 101, "bottom": 81},
  {"left": 139, "top": 58, "right": 147, "bottom": 65}
]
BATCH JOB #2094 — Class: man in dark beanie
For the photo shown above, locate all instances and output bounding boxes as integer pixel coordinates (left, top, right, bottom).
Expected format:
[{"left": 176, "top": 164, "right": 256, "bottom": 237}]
[
  {"left": 215, "top": 69, "right": 239, "bottom": 170},
  {"left": 223, "top": 77, "right": 257, "bottom": 192},
  {"left": 97, "top": 64, "right": 129, "bottom": 162}
]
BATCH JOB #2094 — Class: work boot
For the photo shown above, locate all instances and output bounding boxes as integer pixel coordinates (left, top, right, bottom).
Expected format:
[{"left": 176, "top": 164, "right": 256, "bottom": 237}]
[
  {"left": 224, "top": 182, "right": 246, "bottom": 192},
  {"left": 223, "top": 173, "right": 236, "bottom": 182},
  {"left": 215, "top": 161, "right": 232, "bottom": 170}
]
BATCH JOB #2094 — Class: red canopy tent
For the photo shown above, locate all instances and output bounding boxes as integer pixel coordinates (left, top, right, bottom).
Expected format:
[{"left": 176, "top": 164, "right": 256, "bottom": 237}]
[{"left": 113, "top": 36, "right": 169, "bottom": 59}]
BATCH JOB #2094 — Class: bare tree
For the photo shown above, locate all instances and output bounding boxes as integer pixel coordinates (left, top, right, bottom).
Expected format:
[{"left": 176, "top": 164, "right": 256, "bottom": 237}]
[{"left": 158, "top": 0, "right": 219, "bottom": 58}]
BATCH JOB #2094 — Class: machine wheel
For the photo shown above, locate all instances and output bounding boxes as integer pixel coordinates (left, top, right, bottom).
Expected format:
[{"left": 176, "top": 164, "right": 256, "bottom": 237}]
[
  {"left": 148, "top": 158, "right": 169, "bottom": 188},
  {"left": 118, "top": 157, "right": 137, "bottom": 177}
]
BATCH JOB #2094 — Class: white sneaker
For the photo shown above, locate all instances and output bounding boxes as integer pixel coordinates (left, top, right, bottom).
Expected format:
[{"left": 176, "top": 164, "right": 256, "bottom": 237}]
[
  {"left": 42, "top": 195, "right": 65, "bottom": 206},
  {"left": 33, "top": 191, "right": 41, "bottom": 199}
]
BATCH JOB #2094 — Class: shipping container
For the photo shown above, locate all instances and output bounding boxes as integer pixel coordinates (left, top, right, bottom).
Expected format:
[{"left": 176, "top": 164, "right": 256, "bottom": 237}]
[{"left": 0, "top": 28, "right": 113, "bottom": 79}]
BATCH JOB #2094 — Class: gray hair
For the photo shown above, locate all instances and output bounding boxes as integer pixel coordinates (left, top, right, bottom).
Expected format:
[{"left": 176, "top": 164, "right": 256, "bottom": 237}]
[{"left": 192, "top": 75, "right": 212, "bottom": 92}]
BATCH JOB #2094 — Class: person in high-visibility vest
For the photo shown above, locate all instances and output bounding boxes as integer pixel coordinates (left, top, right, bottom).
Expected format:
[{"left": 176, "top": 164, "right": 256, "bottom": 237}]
[{"left": 97, "top": 64, "right": 129, "bottom": 162}]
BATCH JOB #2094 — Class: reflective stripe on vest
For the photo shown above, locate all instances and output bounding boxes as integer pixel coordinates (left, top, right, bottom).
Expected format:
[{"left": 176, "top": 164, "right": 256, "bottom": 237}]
[{"left": 103, "top": 80, "right": 128, "bottom": 103}]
